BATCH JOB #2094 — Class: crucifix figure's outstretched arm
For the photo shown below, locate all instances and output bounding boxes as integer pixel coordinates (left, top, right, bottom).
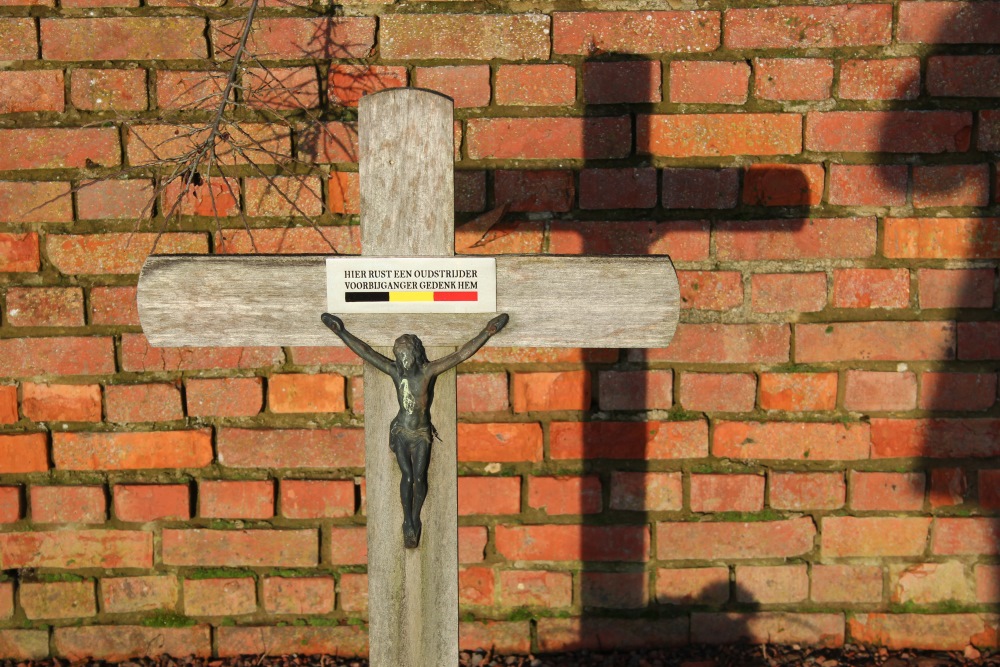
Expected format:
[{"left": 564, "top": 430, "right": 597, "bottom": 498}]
[
  {"left": 321, "top": 313, "right": 395, "bottom": 376},
  {"left": 426, "top": 313, "right": 509, "bottom": 377}
]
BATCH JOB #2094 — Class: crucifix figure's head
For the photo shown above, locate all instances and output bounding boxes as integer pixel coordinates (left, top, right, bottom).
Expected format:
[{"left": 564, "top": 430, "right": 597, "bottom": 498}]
[{"left": 392, "top": 334, "right": 426, "bottom": 372}]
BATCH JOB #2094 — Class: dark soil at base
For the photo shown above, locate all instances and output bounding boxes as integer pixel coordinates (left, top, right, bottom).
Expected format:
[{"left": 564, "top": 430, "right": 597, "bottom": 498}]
[{"left": 3, "top": 645, "right": 997, "bottom": 667}]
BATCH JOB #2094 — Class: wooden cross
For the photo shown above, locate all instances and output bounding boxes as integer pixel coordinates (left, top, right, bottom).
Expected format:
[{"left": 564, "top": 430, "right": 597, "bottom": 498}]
[{"left": 137, "top": 89, "right": 679, "bottom": 667}]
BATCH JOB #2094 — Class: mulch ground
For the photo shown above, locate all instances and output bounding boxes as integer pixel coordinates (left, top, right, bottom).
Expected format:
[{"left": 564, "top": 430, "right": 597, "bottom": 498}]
[{"left": 3, "top": 646, "right": 997, "bottom": 667}]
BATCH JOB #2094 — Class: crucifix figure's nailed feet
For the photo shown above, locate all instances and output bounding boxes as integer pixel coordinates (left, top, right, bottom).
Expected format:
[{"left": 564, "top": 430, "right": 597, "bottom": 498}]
[{"left": 322, "top": 312, "right": 509, "bottom": 548}]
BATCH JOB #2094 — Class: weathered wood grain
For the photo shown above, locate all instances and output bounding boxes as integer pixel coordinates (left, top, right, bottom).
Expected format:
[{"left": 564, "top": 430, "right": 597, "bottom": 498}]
[{"left": 137, "top": 254, "right": 678, "bottom": 348}]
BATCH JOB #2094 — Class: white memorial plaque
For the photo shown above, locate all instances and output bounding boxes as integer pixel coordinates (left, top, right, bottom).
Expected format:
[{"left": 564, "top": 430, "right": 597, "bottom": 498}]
[{"left": 327, "top": 257, "right": 497, "bottom": 314}]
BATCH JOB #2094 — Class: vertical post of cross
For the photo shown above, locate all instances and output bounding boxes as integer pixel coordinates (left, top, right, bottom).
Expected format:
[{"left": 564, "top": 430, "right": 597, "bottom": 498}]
[{"left": 359, "top": 89, "right": 459, "bottom": 667}]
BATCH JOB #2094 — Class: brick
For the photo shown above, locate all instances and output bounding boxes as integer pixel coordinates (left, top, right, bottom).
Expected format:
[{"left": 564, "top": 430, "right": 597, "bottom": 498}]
[
  {"left": 550, "top": 420, "right": 708, "bottom": 460},
  {"left": 553, "top": 11, "right": 719, "bottom": 55},
  {"left": 598, "top": 369, "right": 672, "bottom": 411},
  {"left": 128, "top": 124, "right": 289, "bottom": 167},
  {"left": 918, "top": 269, "right": 994, "bottom": 309},
  {"left": 657, "top": 518, "right": 815, "bottom": 561},
  {"left": 608, "top": 472, "right": 680, "bottom": 512},
  {"left": 770, "top": 472, "right": 845, "bottom": 510},
  {"left": 656, "top": 567, "right": 729, "bottom": 605},
  {"left": 241, "top": 66, "right": 320, "bottom": 111},
  {"left": 458, "top": 423, "right": 543, "bottom": 462},
  {"left": 725, "top": 5, "right": 891, "bottom": 48},
  {"left": 960, "top": 321, "right": 1000, "bottom": 359},
  {"left": 512, "top": 370, "right": 590, "bottom": 412},
  {"left": 495, "top": 64, "right": 574, "bottom": 106},
  {"left": 327, "top": 172, "right": 359, "bottom": 215},
  {"left": 218, "top": 428, "right": 363, "bottom": 468},
  {"left": 851, "top": 471, "right": 925, "bottom": 511},
  {"left": 743, "top": 164, "right": 824, "bottom": 207},
  {"left": 457, "top": 373, "right": 508, "bottom": 414},
  {"left": 717, "top": 217, "right": 876, "bottom": 261},
  {"left": 681, "top": 373, "right": 756, "bottom": 412},
  {"left": 42, "top": 18, "right": 206, "bottom": 60},
  {"left": 887, "top": 218, "right": 1000, "bottom": 259},
  {"left": 101, "top": 575, "right": 177, "bottom": 613},
  {"left": 213, "top": 18, "right": 374, "bottom": 60},
  {"left": 243, "top": 176, "right": 322, "bottom": 217},
  {"left": 930, "top": 468, "right": 968, "bottom": 508},
  {"left": 458, "top": 220, "right": 545, "bottom": 255},
  {"left": 263, "top": 577, "right": 334, "bottom": 615},
  {"left": 55, "top": 626, "right": 210, "bottom": 662},
  {"left": 662, "top": 168, "right": 738, "bottom": 209},
  {"left": 0, "top": 385, "right": 14, "bottom": 425},
  {"left": 105, "top": 383, "right": 183, "bottom": 423},
  {"left": 691, "top": 474, "right": 764, "bottom": 513},
  {"left": 549, "top": 220, "right": 709, "bottom": 261},
  {"left": 0, "top": 128, "right": 119, "bottom": 171},
  {"left": 539, "top": 618, "right": 688, "bottom": 653},
  {"left": 848, "top": 613, "right": 993, "bottom": 651},
  {"left": 459, "top": 566, "right": 494, "bottom": 606},
  {"left": 737, "top": 565, "right": 807, "bottom": 604},
  {"left": 468, "top": 117, "right": 630, "bottom": 160},
  {"left": 495, "top": 524, "right": 648, "bottom": 562},
  {"left": 122, "top": 334, "right": 282, "bottom": 371},
  {"left": 840, "top": 59, "right": 920, "bottom": 100},
  {"left": 184, "top": 577, "right": 255, "bottom": 616},
  {"left": 217, "top": 227, "right": 359, "bottom": 255},
  {"left": 806, "top": 111, "right": 972, "bottom": 153},
  {"left": 458, "top": 476, "right": 520, "bottom": 516},
  {"left": 54, "top": 431, "right": 212, "bottom": 470},
  {"left": 0, "top": 233, "right": 39, "bottom": 272},
  {"left": 22, "top": 383, "right": 101, "bottom": 422},
  {"left": 89, "top": 287, "right": 139, "bottom": 326},
  {"left": 670, "top": 61, "right": 749, "bottom": 104},
  {"left": 579, "top": 168, "right": 657, "bottom": 210},
  {"left": 31, "top": 486, "right": 105, "bottom": 523},
  {"left": 0, "top": 19, "right": 38, "bottom": 60},
  {"left": 329, "top": 526, "right": 367, "bottom": 565},
  {"left": 822, "top": 517, "right": 931, "bottom": 557},
  {"left": 650, "top": 323, "right": 789, "bottom": 364},
  {"left": 827, "top": 164, "right": 907, "bottom": 206},
  {"left": 114, "top": 484, "right": 190, "bottom": 522},
  {"left": 415, "top": 66, "right": 490, "bottom": 108},
  {"left": 296, "top": 121, "right": 358, "bottom": 164},
  {"left": 0, "top": 337, "right": 112, "bottom": 378},
  {"left": 280, "top": 479, "right": 353, "bottom": 519},
  {"left": 891, "top": 561, "right": 970, "bottom": 605},
  {"left": 185, "top": 377, "right": 262, "bottom": 417},
  {"left": 639, "top": 113, "right": 800, "bottom": 157},
  {"left": 0, "top": 433, "right": 48, "bottom": 473},
  {"left": 871, "top": 418, "right": 1000, "bottom": 458},
  {"left": 928, "top": 55, "right": 1000, "bottom": 97},
  {"left": 760, "top": 372, "right": 836, "bottom": 412},
  {"left": 0, "top": 629, "right": 48, "bottom": 660},
  {"left": 714, "top": 421, "right": 870, "bottom": 460},
  {"left": 796, "top": 321, "right": 955, "bottom": 362},
  {"left": 976, "top": 565, "right": 1000, "bottom": 603},
  {"left": 382, "top": 14, "right": 548, "bottom": 59},
  {"left": 341, "top": 571, "right": 369, "bottom": 612},
  {"left": 899, "top": 1, "right": 1000, "bottom": 43},
  {"left": 460, "top": 620, "right": 530, "bottom": 654},
  {"left": 583, "top": 61, "right": 661, "bottom": 104},
  {"left": 326, "top": 65, "right": 405, "bottom": 108},
  {"left": 754, "top": 58, "right": 833, "bottom": 101},
  {"left": 268, "top": 373, "right": 345, "bottom": 413},
  {"left": 20, "top": 581, "right": 95, "bottom": 620},
  {"left": 163, "top": 529, "right": 318, "bottom": 566},
  {"left": 0, "top": 530, "right": 152, "bottom": 569},
  {"left": 913, "top": 165, "right": 989, "bottom": 208},
  {"left": 48, "top": 233, "right": 206, "bottom": 275},
  {"left": 693, "top": 613, "right": 844, "bottom": 647},
  {"left": 0, "top": 70, "right": 63, "bottom": 113},
  {"left": 0, "top": 485, "right": 20, "bottom": 522},
  {"left": 474, "top": 348, "right": 618, "bottom": 364},
  {"left": 455, "top": 171, "right": 486, "bottom": 212},
  {"left": 0, "top": 182, "right": 71, "bottom": 225},
  {"left": 70, "top": 69, "right": 146, "bottom": 111},
  {"left": 933, "top": 518, "right": 1000, "bottom": 555},
  {"left": 6, "top": 287, "right": 83, "bottom": 327},
  {"left": 982, "top": 109, "right": 1000, "bottom": 150},
  {"left": 844, "top": 370, "right": 917, "bottom": 412},
  {"left": 78, "top": 181, "right": 154, "bottom": 220},
  {"left": 812, "top": 565, "right": 882, "bottom": 603},
  {"left": 981, "top": 470, "right": 1000, "bottom": 510},
  {"left": 156, "top": 70, "right": 226, "bottom": 110},
  {"left": 499, "top": 570, "right": 571, "bottom": 608},
  {"left": 580, "top": 571, "right": 647, "bottom": 609},
  {"left": 0, "top": 581, "right": 11, "bottom": 618},
  {"left": 200, "top": 480, "right": 273, "bottom": 519},
  {"left": 528, "top": 476, "right": 601, "bottom": 515},
  {"left": 216, "top": 626, "right": 364, "bottom": 658},
  {"left": 161, "top": 177, "right": 239, "bottom": 218}
]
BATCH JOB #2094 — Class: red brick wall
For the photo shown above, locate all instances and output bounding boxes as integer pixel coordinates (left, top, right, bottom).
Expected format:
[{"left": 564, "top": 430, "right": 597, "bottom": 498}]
[{"left": 1, "top": 0, "right": 999, "bottom": 658}]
